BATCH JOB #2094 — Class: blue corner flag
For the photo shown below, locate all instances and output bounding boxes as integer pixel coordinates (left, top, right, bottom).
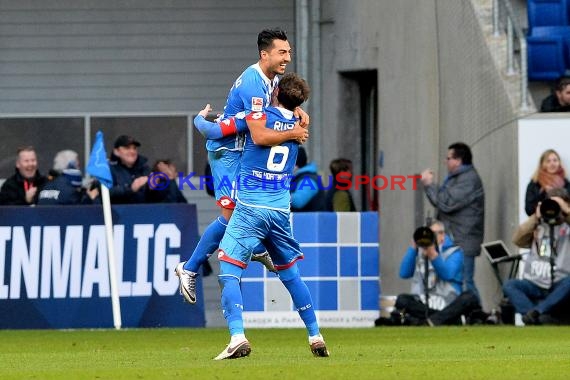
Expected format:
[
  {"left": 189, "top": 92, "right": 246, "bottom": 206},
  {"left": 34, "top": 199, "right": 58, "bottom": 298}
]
[{"left": 87, "top": 131, "right": 113, "bottom": 189}]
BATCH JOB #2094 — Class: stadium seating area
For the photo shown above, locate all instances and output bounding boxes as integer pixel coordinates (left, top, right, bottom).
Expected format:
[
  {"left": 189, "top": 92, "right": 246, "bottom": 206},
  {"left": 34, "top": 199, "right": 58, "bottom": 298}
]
[{"left": 527, "top": 0, "right": 570, "bottom": 80}]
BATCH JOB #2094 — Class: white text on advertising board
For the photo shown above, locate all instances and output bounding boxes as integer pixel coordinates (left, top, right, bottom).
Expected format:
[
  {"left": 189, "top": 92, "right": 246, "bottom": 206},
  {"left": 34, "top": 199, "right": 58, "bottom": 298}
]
[{"left": 0, "top": 224, "right": 181, "bottom": 299}]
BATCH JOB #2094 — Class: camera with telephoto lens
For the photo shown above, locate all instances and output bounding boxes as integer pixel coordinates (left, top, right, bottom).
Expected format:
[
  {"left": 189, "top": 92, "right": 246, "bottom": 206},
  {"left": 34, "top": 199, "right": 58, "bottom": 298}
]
[
  {"left": 413, "top": 226, "right": 436, "bottom": 248},
  {"left": 540, "top": 198, "right": 563, "bottom": 226}
]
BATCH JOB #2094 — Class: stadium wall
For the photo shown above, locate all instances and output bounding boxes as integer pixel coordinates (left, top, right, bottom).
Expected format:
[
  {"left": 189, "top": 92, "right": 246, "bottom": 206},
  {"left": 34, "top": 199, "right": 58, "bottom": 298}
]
[
  {"left": 316, "top": 0, "right": 518, "bottom": 311},
  {"left": 0, "top": 0, "right": 295, "bottom": 180},
  {"left": 0, "top": 0, "right": 295, "bottom": 114}
]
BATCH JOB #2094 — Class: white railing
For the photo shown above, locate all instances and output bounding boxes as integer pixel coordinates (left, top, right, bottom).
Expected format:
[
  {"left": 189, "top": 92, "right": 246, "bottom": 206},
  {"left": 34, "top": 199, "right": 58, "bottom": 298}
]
[{"left": 492, "top": 0, "right": 530, "bottom": 111}]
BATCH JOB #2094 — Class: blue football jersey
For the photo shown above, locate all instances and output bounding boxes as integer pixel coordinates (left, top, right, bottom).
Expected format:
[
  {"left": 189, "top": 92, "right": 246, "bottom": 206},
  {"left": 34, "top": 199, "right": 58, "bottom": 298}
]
[
  {"left": 237, "top": 107, "right": 299, "bottom": 210},
  {"left": 206, "top": 63, "right": 278, "bottom": 152}
]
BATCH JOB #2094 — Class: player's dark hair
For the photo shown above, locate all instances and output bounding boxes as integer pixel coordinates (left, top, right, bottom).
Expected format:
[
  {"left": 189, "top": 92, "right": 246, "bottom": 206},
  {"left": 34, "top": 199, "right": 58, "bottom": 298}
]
[
  {"left": 277, "top": 73, "right": 310, "bottom": 111},
  {"left": 257, "top": 28, "right": 288, "bottom": 53},
  {"left": 448, "top": 142, "right": 473, "bottom": 165}
]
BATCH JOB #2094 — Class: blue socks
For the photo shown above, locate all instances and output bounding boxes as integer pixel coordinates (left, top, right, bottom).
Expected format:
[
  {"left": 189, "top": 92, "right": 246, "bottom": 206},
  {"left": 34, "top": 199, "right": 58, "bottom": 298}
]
[
  {"left": 219, "top": 262, "right": 245, "bottom": 336},
  {"left": 184, "top": 216, "right": 227, "bottom": 273},
  {"left": 280, "top": 265, "right": 320, "bottom": 337},
  {"left": 217, "top": 253, "right": 320, "bottom": 340}
]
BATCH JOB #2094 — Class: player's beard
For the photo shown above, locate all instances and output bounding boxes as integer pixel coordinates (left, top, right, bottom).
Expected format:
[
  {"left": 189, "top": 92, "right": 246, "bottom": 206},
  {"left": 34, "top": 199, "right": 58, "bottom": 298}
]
[{"left": 272, "top": 62, "right": 287, "bottom": 76}]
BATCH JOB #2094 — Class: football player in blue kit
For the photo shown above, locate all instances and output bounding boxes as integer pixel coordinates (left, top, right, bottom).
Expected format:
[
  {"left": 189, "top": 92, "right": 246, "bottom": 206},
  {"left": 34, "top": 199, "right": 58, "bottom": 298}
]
[
  {"left": 174, "top": 29, "right": 309, "bottom": 304},
  {"left": 212, "top": 73, "right": 329, "bottom": 360}
]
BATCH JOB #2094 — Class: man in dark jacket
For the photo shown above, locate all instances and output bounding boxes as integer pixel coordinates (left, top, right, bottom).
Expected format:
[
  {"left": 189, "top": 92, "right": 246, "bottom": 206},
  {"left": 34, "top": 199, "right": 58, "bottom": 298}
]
[
  {"left": 109, "top": 135, "right": 150, "bottom": 204},
  {"left": 421, "top": 142, "right": 485, "bottom": 299},
  {"left": 0, "top": 146, "right": 48, "bottom": 205},
  {"left": 290, "top": 146, "right": 325, "bottom": 212},
  {"left": 540, "top": 77, "right": 570, "bottom": 113}
]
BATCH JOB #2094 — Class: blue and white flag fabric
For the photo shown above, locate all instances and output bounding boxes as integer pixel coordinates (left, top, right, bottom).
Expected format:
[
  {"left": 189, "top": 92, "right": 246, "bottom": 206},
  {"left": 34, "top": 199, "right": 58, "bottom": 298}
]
[{"left": 87, "top": 131, "right": 113, "bottom": 189}]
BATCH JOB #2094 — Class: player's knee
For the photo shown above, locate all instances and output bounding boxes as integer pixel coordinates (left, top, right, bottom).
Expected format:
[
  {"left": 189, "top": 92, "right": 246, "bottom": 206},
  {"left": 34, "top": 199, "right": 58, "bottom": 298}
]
[
  {"left": 218, "top": 274, "right": 240, "bottom": 290},
  {"left": 219, "top": 260, "right": 243, "bottom": 276},
  {"left": 278, "top": 264, "right": 300, "bottom": 282}
]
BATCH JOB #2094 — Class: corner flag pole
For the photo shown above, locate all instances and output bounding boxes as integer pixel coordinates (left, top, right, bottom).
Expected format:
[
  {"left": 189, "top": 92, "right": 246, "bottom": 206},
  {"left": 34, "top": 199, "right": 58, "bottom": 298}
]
[
  {"left": 87, "top": 130, "right": 121, "bottom": 330},
  {"left": 101, "top": 185, "right": 122, "bottom": 330}
]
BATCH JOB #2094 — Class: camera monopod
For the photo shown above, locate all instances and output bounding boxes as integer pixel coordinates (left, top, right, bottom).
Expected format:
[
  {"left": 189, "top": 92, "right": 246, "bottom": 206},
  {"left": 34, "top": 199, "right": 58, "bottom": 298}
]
[
  {"left": 413, "top": 216, "right": 437, "bottom": 321},
  {"left": 541, "top": 199, "right": 561, "bottom": 290}
]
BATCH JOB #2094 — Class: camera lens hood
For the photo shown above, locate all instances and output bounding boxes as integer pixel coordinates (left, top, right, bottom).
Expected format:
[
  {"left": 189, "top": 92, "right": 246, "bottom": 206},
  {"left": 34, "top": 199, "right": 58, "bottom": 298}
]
[
  {"left": 541, "top": 198, "right": 562, "bottom": 225},
  {"left": 413, "top": 226, "right": 435, "bottom": 248}
]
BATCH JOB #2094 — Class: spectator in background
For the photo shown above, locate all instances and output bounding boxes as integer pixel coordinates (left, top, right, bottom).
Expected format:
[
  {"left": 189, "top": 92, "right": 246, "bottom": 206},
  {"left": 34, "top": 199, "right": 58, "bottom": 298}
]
[
  {"left": 109, "top": 135, "right": 150, "bottom": 204},
  {"left": 525, "top": 149, "right": 570, "bottom": 216},
  {"left": 421, "top": 142, "right": 485, "bottom": 299},
  {"left": 0, "top": 146, "right": 47, "bottom": 205},
  {"left": 504, "top": 188, "right": 570, "bottom": 325},
  {"left": 325, "top": 158, "right": 356, "bottom": 211},
  {"left": 146, "top": 159, "right": 187, "bottom": 203},
  {"left": 540, "top": 77, "right": 570, "bottom": 112},
  {"left": 290, "top": 146, "right": 325, "bottom": 212},
  {"left": 37, "top": 150, "right": 99, "bottom": 205}
]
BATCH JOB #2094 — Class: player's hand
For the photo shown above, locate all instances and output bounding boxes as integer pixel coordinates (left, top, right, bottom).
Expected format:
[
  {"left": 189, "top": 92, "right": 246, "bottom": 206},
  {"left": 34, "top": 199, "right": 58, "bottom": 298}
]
[
  {"left": 198, "top": 104, "right": 212, "bottom": 118},
  {"left": 292, "top": 122, "right": 309, "bottom": 144},
  {"left": 294, "top": 107, "right": 310, "bottom": 128},
  {"left": 297, "top": 132, "right": 309, "bottom": 144}
]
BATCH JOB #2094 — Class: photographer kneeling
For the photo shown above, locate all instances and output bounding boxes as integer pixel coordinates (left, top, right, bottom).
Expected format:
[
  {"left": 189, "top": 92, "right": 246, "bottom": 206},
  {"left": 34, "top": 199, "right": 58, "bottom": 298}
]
[
  {"left": 503, "top": 188, "right": 570, "bottom": 325},
  {"left": 378, "top": 220, "right": 482, "bottom": 326}
]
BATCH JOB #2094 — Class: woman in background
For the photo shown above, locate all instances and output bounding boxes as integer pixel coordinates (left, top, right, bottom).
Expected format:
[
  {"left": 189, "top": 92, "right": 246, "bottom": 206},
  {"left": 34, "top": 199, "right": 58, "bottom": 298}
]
[{"left": 525, "top": 149, "right": 570, "bottom": 216}]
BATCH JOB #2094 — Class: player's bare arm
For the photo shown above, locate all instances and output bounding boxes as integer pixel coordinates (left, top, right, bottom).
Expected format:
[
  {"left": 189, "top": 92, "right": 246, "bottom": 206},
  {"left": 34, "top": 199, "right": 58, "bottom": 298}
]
[
  {"left": 294, "top": 106, "right": 310, "bottom": 128},
  {"left": 247, "top": 115, "right": 308, "bottom": 146}
]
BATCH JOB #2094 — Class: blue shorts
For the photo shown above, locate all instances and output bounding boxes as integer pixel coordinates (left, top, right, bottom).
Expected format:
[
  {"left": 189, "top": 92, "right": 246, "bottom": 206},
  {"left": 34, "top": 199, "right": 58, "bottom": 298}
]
[
  {"left": 218, "top": 202, "right": 304, "bottom": 270},
  {"left": 208, "top": 150, "right": 240, "bottom": 208}
]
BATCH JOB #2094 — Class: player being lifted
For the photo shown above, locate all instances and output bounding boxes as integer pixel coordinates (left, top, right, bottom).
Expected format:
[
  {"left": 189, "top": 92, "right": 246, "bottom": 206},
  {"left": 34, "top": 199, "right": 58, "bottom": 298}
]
[
  {"left": 175, "top": 29, "right": 309, "bottom": 304},
  {"left": 210, "top": 73, "right": 329, "bottom": 360}
]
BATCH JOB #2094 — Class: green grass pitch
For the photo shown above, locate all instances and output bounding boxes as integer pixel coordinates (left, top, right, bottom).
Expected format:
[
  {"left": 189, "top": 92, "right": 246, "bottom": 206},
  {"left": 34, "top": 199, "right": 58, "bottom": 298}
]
[{"left": 1, "top": 327, "right": 569, "bottom": 379}]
